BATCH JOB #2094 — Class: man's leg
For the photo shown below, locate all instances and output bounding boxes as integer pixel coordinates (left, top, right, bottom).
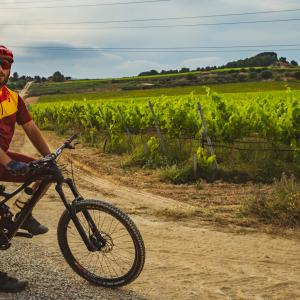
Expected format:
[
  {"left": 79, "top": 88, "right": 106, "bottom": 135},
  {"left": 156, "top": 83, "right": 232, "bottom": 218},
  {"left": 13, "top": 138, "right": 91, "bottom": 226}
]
[
  {"left": 15, "top": 181, "right": 51, "bottom": 235},
  {"left": 0, "top": 151, "right": 51, "bottom": 235},
  {"left": 0, "top": 272, "right": 28, "bottom": 293}
]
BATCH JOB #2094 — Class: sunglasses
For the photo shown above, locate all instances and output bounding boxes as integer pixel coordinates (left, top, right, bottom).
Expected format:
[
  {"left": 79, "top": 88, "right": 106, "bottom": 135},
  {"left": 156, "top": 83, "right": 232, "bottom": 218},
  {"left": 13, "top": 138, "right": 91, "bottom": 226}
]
[{"left": 0, "top": 59, "right": 11, "bottom": 70}]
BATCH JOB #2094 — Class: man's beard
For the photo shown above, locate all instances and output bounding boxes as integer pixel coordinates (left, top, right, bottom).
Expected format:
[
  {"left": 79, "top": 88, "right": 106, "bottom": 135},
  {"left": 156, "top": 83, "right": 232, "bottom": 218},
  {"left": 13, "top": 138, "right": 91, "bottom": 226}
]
[{"left": 0, "top": 72, "right": 9, "bottom": 88}]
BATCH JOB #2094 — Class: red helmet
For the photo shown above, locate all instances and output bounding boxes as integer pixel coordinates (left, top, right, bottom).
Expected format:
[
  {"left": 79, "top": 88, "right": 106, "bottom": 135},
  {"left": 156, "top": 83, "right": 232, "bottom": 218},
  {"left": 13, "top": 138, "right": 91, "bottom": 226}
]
[{"left": 0, "top": 45, "right": 14, "bottom": 63}]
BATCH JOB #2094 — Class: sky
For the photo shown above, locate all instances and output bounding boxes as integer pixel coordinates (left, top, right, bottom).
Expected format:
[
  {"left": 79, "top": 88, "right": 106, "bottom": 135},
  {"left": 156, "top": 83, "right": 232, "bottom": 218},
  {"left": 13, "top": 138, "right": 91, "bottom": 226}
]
[{"left": 1, "top": 0, "right": 300, "bottom": 79}]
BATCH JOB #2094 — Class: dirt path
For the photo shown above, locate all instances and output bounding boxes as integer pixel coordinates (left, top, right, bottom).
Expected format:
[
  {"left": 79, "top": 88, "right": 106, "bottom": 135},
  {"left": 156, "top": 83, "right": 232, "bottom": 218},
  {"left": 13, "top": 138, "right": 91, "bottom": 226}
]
[{"left": 4, "top": 128, "right": 300, "bottom": 299}]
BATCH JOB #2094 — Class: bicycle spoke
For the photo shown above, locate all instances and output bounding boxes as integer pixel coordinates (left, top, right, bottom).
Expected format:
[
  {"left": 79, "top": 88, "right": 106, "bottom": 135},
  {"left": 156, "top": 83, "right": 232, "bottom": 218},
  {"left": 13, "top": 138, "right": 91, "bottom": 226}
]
[
  {"left": 108, "top": 250, "right": 133, "bottom": 266},
  {"left": 65, "top": 206, "right": 136, "bottom": 280},
  {"left": 109, "top": 218, "right": 121, "bottom": 235},
  {"left": 113, "top": 245, "right": 136, "bottom": 257},
  {"left": 103, "top": 253, "right": 119, "bottom": 278},
  {"left": 112, "top": 232, "right": 134, "bottom": 240}
]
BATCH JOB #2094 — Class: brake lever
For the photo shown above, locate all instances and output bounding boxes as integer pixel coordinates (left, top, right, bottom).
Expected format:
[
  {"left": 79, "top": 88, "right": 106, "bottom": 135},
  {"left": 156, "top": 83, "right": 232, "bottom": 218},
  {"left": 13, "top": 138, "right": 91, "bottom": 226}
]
[
  {"left": 65, "top": 144, "right": 75, "bottom": 150},
  {"left": 65, "top": 142, "right": 78, "bottom": 149}
]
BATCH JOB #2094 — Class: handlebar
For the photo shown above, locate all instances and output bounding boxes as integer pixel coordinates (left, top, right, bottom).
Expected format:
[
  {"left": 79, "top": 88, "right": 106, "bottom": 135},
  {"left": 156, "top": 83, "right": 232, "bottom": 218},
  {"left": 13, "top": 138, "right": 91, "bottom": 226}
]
[
  {"left": 29, "top": 134, "right": 78, "bottom": 169},
  {"left": 50, "top": 134, "right": 78, "bottom": 159}
]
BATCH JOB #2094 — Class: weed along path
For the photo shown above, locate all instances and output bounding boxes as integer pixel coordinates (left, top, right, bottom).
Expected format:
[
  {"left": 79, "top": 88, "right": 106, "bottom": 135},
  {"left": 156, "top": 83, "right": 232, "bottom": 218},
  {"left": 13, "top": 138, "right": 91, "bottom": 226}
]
[{"left": 3, "top": 127, "right": 300, "bottom": 300}]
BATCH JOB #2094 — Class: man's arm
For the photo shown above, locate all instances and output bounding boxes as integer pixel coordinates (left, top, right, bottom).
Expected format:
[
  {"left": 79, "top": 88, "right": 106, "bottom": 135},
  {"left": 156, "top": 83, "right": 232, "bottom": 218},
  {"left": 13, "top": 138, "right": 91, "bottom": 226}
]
[
  {"left": 22, "top": 120, "right": 51, "bottom": 156},
  {"left": 0, "top": 147, "right": 13, "bottom": 165}
]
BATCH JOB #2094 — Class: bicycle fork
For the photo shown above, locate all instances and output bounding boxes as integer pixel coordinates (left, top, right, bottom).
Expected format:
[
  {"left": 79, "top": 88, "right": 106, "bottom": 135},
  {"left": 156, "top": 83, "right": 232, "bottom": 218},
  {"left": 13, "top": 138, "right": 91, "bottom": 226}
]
[{"left": 56, "top": 178, "right": 106, "bottom": 252}]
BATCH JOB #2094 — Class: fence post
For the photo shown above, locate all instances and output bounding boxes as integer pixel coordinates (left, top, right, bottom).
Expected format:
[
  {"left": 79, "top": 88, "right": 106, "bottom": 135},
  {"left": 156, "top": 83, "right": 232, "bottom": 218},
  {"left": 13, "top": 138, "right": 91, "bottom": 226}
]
[
  {"left": 197, "top": 102, "right": 218, "bottom": 169},
  {"left": 148, "top": 101, "right": 167, "bottom": 156},
  {"left": 117, "top": 105, "right": 133, "bottom": 151}
]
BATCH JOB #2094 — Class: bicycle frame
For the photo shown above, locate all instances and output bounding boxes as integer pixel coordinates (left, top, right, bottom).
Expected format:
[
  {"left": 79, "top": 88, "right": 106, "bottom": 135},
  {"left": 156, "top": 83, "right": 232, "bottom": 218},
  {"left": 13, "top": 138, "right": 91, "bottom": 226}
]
[
  {"left": 0, "top": 167, "right": 105, "bottom": 252},
  {"left": 0, "top": 135, "right": 145, "bottom": 286}
]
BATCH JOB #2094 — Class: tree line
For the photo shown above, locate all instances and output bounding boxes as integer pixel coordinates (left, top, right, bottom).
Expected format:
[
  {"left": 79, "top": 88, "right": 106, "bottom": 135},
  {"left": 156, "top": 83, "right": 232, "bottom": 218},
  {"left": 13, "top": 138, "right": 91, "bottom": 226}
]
[
  {"left": 10, "top": 71, "right": 71, "bottom": 83},
  {"left": 8, "top": 71, "right": 71, "bottom": 90},
  {"left": 138, "top": 52, "right": 299, "bottom": 77}
]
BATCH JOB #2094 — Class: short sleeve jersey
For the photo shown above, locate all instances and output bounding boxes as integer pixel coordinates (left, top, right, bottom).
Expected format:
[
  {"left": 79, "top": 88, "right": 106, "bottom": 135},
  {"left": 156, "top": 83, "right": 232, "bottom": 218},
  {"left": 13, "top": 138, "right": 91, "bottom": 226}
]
[{"left": 0, "top": 86, "right": 32, "bottom": 151}]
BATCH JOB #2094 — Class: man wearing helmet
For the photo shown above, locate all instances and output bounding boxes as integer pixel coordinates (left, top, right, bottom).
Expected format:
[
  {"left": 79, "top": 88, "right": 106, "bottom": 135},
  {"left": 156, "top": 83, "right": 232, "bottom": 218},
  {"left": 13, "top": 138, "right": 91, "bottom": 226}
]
[{"left": 0, "top": 45, "right": 51, "bottom": 292}]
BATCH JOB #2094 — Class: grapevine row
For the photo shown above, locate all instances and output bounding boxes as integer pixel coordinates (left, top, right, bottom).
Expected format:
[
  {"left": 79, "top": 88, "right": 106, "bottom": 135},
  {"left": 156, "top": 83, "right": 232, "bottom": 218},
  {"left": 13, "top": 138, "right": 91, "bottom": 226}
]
[{"left": 30, "top": 90, "right": 300, "bottom": 148}]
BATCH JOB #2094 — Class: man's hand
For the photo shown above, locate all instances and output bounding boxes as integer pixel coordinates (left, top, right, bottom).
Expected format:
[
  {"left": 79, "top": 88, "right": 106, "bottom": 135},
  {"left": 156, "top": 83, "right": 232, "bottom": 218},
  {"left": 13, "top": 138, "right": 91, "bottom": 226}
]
[{"left": 5, "top": 160, "right": 29, "bottom": 176}]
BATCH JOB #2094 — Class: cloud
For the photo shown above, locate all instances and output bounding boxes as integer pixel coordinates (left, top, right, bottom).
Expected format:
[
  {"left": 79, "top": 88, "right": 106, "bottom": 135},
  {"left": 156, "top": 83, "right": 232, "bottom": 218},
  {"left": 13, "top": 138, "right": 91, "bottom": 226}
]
[{"left": 1, "top": 0, "right": 299, "bottom": 78}]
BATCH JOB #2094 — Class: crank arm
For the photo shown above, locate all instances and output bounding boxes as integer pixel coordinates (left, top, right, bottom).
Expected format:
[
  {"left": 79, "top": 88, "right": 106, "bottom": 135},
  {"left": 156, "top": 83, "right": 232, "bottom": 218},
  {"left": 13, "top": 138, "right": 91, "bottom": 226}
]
[{"left": 15, "top": 232, "right": 33, "bottom": 238}]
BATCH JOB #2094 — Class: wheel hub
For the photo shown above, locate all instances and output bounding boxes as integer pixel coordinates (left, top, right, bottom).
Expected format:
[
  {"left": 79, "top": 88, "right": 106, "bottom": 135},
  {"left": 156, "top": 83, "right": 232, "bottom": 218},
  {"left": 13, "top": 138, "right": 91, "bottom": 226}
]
[{"left": 90, "top": 232, "right": 114, "bottom": 253}]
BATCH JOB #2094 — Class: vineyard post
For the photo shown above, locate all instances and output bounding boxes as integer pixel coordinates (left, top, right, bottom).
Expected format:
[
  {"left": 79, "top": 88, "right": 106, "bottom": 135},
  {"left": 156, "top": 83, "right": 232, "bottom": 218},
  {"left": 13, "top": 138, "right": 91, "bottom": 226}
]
[
  {"left": 140, "top": 132, "right": 150, "bottom": 155},
  {"left": 117, "top": 105, "right": 133, "bottom": 151},
  {"left": 148, "top": 101, "right": 167, "bottom": 156},
  {"left": 197, "top": 102, "right": 218, "bottom": 169}
]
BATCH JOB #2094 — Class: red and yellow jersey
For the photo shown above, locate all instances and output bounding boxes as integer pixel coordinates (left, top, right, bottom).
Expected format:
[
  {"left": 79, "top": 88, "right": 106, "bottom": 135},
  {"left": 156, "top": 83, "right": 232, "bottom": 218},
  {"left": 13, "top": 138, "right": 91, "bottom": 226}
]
[{"left": 0, "top": 86, "right": 32, "bottom": 151}]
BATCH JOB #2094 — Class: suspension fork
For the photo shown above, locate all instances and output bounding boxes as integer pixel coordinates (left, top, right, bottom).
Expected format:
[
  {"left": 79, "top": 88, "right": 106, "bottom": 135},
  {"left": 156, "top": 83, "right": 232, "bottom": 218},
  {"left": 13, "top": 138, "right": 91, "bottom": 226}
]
[
  {"left": 64, "top": 178, "right": 106, "bottom": 244},
  {"left": 56, "top": 179, "right": 106, "bottom": 251}
]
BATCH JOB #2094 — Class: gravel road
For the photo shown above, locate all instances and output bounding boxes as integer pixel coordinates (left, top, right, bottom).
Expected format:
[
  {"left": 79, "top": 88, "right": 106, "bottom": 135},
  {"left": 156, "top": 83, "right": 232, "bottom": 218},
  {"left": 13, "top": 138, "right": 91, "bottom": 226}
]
[{"left": 0, "top": 240, "right": 144, "bottom": 300}]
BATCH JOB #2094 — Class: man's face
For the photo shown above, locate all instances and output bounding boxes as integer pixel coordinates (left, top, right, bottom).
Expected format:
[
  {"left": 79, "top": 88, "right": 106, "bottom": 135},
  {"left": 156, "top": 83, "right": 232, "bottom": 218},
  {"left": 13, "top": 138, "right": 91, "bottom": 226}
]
[{"left": 0, "top": 59, "right": 11, "bottom": 88}]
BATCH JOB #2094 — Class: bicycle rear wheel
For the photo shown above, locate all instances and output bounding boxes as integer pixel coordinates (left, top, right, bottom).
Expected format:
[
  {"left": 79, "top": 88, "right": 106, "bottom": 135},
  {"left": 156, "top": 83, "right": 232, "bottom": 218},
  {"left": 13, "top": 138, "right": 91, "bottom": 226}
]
[{"left": 57, "top": 199, "right": 145, "bottom": 287}]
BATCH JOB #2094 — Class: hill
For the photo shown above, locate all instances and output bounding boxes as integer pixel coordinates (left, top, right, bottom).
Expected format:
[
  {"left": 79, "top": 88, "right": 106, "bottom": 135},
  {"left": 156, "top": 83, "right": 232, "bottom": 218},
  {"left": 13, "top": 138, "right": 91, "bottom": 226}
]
[
  {"left": 138, "top": 52, "right": 298, "bottom": 77},
  {"left": 7, "top": 52, "right": 300, "bottom": 98},
  {"left": 24, "top": 66, "right": 300, "bottom": 100},
  {"left": 225, "top": 52, "right": 279, "bottom": 68}
]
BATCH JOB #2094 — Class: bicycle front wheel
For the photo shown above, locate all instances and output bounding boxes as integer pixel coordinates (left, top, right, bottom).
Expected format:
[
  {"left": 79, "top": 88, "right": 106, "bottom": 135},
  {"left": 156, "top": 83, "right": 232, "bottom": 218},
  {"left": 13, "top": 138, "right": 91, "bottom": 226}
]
[{"left": 57, "top": 199, "right": 145, "bottom": 287}]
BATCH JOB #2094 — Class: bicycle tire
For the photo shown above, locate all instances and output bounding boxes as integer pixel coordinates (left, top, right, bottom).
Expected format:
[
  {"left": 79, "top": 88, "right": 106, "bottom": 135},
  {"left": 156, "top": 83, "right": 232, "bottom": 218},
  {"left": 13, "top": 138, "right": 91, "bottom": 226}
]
[{"left": 57, "top": 199, "right": 145, "bottom": 287}]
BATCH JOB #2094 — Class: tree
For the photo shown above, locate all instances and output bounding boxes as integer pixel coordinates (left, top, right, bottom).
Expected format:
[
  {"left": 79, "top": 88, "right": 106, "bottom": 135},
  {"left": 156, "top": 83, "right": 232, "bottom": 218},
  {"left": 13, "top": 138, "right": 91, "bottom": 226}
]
[
  {"left": 34, "top": 75, "right": 41, "bottom": 83},
  {"left": 291, "top": 60, "right": 298, "bottom": 67},
  {"left": 279, "top": 57, "right": 287, "bottom": 63},
  {"left": 226, "top": 52, "right": 278, "bottom": 68},
  {"left": 13, "top": 72, "right": 19, "bottom": 81},
  {"left": 138, "top": 69, "right": 158, "bottom": 76},
  {"left": 249, "top": 72, "right": 258, "bottom": 79},
  {"left": 260, "top": 70, "right": 273, "bottom": 79},
  {"left": 294, "top": 72, "right": 300, "bottom": 80},
  {"left": 180, "top": 67, "right": 190, "bottom": 73},
  {"left": 52, "top": 71, "right": 65, "bottom": 82}
]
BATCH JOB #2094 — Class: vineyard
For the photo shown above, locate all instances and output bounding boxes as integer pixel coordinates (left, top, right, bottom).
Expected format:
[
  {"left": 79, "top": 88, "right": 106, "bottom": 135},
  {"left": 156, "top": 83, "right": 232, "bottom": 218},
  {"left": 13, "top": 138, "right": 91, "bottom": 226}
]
[
  {"left": 34, "top": 80, "right": 300, "bottom": 102},
  {"left": 30, "top": 88, "right": 300, "bottom": 182}
]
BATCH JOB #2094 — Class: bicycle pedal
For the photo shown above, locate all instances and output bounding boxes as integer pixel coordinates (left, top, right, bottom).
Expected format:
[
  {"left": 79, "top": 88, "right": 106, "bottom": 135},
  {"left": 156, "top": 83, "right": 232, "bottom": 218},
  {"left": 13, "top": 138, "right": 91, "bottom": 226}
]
[{"left": 15, "top": 231, "right": 33, "bottom": 238}]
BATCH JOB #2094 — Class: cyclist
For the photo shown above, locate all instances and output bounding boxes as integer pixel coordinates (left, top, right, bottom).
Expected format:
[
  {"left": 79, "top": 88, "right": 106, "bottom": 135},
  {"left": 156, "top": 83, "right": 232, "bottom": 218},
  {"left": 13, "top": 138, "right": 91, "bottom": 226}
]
[{"left": 0, "top": 45, "right": 51, "bottom": 292}]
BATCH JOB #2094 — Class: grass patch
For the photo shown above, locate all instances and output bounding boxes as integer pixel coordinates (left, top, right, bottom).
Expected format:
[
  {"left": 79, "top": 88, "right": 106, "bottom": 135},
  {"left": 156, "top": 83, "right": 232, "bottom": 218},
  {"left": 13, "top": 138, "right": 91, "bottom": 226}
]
[
  {"left": 241, "top": 174, "right": 300, "bottom": 227},
  {"left": 160, "top": 156, "right": 300, "bottom": 184}
]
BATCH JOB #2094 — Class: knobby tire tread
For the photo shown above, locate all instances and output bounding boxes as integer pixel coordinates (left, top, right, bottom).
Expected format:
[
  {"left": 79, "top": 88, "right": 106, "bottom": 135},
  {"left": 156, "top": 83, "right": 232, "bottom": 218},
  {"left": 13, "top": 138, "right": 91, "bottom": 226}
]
[{"left": 57, "top": 199, "right": 145, "bottom": 287}]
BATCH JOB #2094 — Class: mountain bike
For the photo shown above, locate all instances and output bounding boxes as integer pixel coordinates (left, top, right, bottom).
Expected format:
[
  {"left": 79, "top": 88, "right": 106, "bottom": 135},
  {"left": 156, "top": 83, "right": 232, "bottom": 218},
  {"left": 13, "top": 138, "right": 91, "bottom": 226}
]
[{"left": 0, "top": 135, "right": 145, "bottom": 287}]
